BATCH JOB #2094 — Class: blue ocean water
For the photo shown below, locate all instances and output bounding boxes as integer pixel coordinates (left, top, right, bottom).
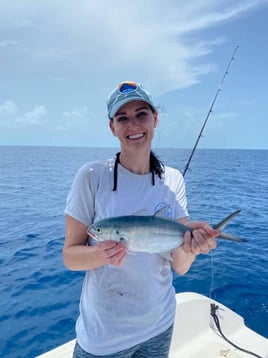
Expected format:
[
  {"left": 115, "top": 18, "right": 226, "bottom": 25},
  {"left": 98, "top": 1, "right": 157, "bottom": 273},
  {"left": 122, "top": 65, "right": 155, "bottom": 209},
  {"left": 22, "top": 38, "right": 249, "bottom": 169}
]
[{"left": 0, "top": 146, "right": 267, "bottom": 358}]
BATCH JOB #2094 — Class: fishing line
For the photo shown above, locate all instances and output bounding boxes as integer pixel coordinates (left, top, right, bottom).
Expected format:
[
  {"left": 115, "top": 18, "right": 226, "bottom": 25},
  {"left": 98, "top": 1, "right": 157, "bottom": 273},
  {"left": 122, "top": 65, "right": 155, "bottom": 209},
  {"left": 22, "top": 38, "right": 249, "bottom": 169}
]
[
  {"left": 207, "top": 219, "right": 263, "bottom": 357},
  {"left": 181, "top": 47, "right": 264, "bottom": 357},
  {"left": 209, "top": 249, "right": 216, "bottom": 300},
  {"left": 183, "top": 45, "right": 239, "bottom": 177}
]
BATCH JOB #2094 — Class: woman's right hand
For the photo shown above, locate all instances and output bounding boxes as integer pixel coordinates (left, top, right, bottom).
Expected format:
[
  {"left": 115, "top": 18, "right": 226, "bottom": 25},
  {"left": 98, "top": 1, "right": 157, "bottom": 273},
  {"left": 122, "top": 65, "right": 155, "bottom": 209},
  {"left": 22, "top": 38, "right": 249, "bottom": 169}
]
[
  {"left": 63, "top": 215, "right": 127, "bottom": 271},
  {"left": 97, "top": 241, "right": 127, "bottom": 266}
]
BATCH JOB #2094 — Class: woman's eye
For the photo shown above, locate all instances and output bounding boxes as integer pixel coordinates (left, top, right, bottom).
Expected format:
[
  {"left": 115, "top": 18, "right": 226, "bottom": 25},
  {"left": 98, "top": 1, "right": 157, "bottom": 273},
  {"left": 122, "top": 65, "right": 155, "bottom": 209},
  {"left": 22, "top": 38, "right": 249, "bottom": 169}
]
[
  {"left": 136, "top": 111, "right": 147, "bottom": 119},
  {"left": 117, "top": 116, "right": 128, "bottom": 122}
]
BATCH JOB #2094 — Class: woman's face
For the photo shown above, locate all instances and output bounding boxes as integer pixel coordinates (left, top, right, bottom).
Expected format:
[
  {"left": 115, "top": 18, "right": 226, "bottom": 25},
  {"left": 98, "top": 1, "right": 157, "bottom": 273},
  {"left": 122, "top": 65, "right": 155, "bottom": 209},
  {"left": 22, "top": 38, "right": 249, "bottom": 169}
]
[{"left": 109, "top": 100, "right": 158, "bottom": 152}]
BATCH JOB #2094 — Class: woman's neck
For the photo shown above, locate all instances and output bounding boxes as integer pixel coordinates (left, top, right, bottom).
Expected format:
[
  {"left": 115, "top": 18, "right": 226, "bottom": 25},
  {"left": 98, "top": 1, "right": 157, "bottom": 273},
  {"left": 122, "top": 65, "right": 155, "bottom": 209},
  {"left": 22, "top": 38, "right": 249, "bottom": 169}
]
[{"left": 119, "top": 150, "right": 151, "bottom": 175}]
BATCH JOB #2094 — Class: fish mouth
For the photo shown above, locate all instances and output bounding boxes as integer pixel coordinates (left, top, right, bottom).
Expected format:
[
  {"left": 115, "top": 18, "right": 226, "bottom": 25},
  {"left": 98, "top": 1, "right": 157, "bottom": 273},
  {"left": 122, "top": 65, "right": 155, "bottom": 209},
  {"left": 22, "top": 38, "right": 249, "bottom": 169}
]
[
  {"left": 127, "top": 132, "right": 145, "bottom": 140},
  {"left": 87, "top": 228, "right": 97, "bottom": 240}
]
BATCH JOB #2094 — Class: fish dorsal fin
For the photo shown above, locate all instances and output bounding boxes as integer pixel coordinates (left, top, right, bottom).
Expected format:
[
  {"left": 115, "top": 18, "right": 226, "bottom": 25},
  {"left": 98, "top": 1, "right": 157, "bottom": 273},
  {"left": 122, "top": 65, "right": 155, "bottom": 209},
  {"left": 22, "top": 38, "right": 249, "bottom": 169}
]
[{"left": 154, "top": 205, "right": 170, "bottom": 218}]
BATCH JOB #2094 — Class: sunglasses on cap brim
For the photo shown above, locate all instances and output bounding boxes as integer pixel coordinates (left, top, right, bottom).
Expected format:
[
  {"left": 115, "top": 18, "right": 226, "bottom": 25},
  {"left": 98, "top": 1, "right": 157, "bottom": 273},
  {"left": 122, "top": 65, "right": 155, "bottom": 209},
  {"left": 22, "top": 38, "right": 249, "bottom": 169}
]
[{"left": 118, "top": 81, "right": 138, "bottom": 94}]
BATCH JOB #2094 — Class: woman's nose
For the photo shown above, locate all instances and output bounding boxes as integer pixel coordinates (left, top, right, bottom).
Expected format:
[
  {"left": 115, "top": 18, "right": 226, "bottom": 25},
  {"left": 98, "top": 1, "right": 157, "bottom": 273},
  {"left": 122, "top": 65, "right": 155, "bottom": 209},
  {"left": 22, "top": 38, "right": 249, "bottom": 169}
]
[{"left": 128, "top": 117, "right": 140, "bottom": 127}]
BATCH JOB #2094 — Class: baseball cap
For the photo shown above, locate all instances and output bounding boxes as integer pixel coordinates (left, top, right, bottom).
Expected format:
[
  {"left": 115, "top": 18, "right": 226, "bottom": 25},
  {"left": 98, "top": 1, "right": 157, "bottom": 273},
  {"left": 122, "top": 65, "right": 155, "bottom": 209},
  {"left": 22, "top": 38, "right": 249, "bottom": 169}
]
[{"left": 107, "top": 81, "right": 156, "bottom": 119}]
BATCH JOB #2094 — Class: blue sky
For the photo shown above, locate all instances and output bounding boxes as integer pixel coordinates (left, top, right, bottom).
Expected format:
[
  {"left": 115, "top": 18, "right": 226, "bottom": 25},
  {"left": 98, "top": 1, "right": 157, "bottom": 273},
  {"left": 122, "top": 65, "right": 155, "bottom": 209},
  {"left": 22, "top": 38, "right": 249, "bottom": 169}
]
[{"left": 0, "top": 0, "right": 268, "bottom": 149}]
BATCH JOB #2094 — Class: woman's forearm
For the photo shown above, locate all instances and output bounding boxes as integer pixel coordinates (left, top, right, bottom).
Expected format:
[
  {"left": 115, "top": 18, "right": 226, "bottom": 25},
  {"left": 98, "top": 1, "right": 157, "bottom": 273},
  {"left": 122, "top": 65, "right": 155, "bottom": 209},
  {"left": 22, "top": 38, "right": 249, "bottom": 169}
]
[
  {"left": 63, "top": 244, "right": 107, "bottom": 271},
  {"left": 171, "top": 247, "right": 196, "bottom": 275}
]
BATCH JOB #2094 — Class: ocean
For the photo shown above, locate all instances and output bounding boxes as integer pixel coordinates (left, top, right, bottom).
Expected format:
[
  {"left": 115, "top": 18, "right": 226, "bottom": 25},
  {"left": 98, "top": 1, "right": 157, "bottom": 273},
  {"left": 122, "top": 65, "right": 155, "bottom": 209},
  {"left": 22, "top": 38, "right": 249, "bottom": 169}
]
[{"left": 0, "top": 146, "right": 267, "bottom": 358}]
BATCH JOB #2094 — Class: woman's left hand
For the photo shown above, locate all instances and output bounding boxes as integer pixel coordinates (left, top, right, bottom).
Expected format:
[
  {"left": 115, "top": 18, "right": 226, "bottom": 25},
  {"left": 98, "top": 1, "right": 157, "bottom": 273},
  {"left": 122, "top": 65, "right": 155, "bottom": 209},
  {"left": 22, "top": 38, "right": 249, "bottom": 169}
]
[{"left": 182, "top": 221, "right": 219, "bottom": 255}]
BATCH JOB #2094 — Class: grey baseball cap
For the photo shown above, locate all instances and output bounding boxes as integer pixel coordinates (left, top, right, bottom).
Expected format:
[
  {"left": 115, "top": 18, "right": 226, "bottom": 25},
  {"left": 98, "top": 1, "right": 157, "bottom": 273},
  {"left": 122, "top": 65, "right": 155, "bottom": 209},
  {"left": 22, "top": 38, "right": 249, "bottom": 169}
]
[{"left": 107, "top": 81, "right": 156, "bottom": 119}]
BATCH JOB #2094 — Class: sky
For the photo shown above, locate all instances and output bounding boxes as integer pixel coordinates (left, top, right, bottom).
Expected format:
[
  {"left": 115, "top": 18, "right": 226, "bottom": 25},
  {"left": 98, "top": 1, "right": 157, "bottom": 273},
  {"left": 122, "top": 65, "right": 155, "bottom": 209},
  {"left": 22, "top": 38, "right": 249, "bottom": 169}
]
[{"left": 0, "top": 0, "right": 268, "bottom": 149}]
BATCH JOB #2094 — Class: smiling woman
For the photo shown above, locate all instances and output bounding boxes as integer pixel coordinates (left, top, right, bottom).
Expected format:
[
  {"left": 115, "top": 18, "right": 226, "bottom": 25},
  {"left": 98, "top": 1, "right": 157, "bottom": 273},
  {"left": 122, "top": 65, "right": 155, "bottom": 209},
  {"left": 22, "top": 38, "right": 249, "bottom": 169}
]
[
  {"left": 109, "top": 100, "right": 158, "bottom": 174},
  {"left": 63, "top": 81, "right": 218, "bottom": 358}
]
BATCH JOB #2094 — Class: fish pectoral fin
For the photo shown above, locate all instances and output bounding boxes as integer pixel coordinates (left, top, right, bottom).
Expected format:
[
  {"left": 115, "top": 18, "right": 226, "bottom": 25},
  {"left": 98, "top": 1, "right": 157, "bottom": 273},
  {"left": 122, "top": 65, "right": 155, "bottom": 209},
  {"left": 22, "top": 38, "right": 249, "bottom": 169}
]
[{"left": 160, "top": 251, "right": 173, "bottom": 261}]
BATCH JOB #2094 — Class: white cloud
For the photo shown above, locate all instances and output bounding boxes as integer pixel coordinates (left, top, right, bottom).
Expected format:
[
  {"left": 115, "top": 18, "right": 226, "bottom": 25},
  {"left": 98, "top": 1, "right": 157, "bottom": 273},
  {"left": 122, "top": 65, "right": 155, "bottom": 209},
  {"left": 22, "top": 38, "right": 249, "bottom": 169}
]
[
  {"left": 0, "top": 0, "right": 267, "bottom": 147},
  {"left": 0, "top": 100, "right": 93, "bottom": 131},
  {"left": 62, "top": 107, "right": 88, "bottom": 119},
  {"left": 0, "top": 40, "right": 18, "bottom": 48},
  {"left": 1, "top": 0, "right": 266, "bottom": 94},
  {"left": 0, "top": 101, "right": 47, "bottom": 128},
  {"left": 59, "top": 106, "right": 91, "bottom": 131},
  {"left": 0, "top": 100, "right": 19, "bottom": 116},
  {"left": 17, "top": 105, "right": 47, "bottom": 126}
]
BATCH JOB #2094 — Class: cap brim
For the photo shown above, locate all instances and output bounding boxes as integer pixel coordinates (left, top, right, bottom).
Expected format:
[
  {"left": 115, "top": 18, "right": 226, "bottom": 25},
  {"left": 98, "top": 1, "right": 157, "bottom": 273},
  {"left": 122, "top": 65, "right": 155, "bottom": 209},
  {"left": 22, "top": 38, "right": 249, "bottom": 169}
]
[{"left": 109, "top": 97, "right": 154, "bottom": 118}]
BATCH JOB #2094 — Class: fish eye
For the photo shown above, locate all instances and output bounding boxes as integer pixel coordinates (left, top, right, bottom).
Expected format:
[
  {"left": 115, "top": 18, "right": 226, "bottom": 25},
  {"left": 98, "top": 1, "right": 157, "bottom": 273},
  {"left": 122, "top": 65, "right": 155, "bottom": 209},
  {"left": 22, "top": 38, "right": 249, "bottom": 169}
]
[{"left": 96, "top": 227, "right": 102, "bottom": 233}]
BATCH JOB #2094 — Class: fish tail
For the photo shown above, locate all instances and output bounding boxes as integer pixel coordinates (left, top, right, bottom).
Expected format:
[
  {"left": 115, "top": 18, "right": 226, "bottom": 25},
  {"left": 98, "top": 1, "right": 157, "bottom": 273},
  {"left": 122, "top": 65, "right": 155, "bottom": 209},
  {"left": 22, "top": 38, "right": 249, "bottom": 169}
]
[
  {"left": 217, "top": 231, "right": 247, "bottom": 243},
  {"left": 214, "top": 209, "right": 241, "bottom": 231},
  {"left": 213, "top": 210, "right": 247, "bottom": 243}
]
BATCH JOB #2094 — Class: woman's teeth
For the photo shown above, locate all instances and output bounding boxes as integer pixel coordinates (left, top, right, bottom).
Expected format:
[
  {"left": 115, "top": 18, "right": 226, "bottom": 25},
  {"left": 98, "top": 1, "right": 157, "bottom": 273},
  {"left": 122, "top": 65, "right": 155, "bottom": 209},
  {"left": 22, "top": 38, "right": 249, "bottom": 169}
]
[{"left": 128, "top": 133, "right": 144, "bottom": 140}]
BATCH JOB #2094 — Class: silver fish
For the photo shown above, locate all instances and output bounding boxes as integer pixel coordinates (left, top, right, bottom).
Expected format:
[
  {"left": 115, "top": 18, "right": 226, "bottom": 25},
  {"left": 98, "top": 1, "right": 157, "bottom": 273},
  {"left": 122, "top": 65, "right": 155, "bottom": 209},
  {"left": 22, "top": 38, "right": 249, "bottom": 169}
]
[{"left": 87, "top": 207, "right": 246, "bottom": 260}]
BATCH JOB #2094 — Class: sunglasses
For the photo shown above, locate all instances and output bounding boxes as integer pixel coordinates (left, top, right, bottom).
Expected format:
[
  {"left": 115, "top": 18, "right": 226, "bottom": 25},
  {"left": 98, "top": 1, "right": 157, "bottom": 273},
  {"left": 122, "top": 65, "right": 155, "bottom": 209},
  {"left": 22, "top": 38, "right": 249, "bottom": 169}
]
[
  {"left": 108, "top": 81, "right": 154, "bottom": 118},
  {"left": 118, "top": 81, "right": 138, "bottom": 94}
]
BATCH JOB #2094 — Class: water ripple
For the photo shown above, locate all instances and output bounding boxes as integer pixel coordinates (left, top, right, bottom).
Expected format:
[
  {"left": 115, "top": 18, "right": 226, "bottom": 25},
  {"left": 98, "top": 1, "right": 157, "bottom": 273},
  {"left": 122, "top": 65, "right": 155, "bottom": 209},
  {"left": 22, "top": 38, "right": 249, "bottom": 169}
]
[{"left": 0, "top": 147, "right": 267, "bottom": 357}]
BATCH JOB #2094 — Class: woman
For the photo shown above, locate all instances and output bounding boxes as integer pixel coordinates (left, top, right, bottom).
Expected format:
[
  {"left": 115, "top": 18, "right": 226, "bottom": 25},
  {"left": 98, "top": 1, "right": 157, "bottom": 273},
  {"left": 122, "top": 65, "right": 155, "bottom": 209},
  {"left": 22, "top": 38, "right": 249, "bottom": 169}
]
[{"left": 63, "top": 81, "right": 218, "bottom": 358}]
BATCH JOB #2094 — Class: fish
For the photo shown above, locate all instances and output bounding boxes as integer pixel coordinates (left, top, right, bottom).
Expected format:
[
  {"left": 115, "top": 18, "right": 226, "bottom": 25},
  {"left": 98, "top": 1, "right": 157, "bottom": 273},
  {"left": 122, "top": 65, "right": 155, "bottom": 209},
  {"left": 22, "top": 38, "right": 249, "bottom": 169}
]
[{"left": 87, "top": 206, "right": 247, "bottom": 260}]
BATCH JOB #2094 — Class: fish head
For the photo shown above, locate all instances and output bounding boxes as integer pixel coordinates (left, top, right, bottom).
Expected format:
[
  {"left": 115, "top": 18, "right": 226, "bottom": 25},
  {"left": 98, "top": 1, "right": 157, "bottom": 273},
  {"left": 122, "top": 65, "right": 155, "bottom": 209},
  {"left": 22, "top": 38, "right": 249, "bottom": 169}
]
[{"left": 87, "top": 219, "right": 124, "bottom": 243}]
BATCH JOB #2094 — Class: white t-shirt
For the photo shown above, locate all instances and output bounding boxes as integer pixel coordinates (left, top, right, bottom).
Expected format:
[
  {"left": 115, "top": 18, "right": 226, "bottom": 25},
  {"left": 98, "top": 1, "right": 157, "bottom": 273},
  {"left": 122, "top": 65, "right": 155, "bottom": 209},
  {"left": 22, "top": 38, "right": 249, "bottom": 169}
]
[{"left": 65, "top": 158, "right": 188, "bottom": 355}]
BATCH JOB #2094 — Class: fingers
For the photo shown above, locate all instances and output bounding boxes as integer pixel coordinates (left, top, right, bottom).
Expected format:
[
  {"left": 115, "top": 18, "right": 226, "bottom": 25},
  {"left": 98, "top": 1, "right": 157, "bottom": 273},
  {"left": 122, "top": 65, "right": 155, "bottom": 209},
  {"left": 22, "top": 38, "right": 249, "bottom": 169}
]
[
  {"left": 185, "top": 221, "right": 218, "bottom": 255},
  {"left": 182, "top": 231, "right": 192, "bottom": 253},
  {"left": 97, "top": 241, "right": 127, "bottom": 266},
  {"left": 192, "top": 228, "right": 216, "bottom": 254},
  {"left": 187, "top": 221, "right": 219, "bottom": 237},
  {"left": 183, "top": 227, "right": 217, "bottom": 255}
]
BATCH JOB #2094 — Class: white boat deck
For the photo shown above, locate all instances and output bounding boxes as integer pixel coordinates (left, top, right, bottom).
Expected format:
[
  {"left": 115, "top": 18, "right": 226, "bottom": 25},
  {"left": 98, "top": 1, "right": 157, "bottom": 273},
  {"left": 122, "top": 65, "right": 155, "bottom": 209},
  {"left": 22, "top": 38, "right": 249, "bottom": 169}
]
[
  {"left": 36, "top": 340, "right": 75, "bottom": 358},
  {"left": 36, "top": 292, "right": 268, "bottom": 358}
]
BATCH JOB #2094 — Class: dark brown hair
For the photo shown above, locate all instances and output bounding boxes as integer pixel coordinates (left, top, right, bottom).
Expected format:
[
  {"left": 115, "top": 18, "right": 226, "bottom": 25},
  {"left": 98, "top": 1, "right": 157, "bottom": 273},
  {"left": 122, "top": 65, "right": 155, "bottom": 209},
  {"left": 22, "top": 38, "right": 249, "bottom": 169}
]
[{"left": 112, "top": 151, "right": 165, "bottom": 191}]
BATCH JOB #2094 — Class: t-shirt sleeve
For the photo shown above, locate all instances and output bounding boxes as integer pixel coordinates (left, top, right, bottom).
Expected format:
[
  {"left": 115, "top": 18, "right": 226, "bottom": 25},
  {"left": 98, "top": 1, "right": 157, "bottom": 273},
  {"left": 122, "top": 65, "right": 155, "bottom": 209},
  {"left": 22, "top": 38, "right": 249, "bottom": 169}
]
[
  {"left": 174, "top": 170, "right": 189, "bottom": 219},
  {"left": 64, "top": 163, "right": 95, "bottom": 226}
]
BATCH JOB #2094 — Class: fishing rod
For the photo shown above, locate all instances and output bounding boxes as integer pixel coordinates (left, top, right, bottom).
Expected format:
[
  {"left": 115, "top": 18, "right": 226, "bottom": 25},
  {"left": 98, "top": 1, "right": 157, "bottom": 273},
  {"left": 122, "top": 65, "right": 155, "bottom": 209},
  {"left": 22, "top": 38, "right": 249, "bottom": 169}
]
[{"left": 183, "top": 45, "right": 239, "bottom": 177}]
